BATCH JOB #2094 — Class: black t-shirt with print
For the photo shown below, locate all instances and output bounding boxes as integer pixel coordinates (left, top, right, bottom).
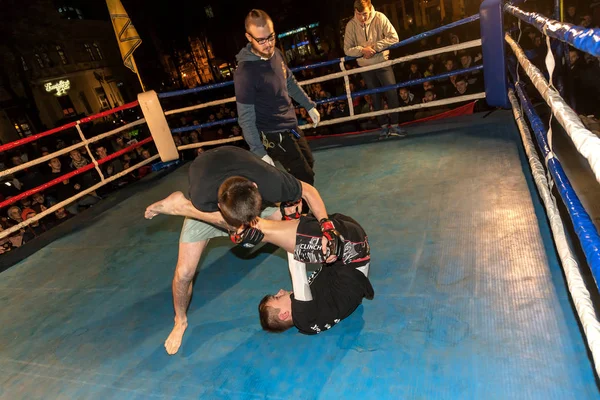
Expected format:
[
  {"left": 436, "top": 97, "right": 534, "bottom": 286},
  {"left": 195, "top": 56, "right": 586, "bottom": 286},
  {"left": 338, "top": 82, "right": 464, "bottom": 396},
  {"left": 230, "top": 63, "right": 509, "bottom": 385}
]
[
  {"left": 291, "top": 213, "right": 374, "bottom": 335},
  {"left": 187, "top": 146, "right": 302, "bottom": 212}
]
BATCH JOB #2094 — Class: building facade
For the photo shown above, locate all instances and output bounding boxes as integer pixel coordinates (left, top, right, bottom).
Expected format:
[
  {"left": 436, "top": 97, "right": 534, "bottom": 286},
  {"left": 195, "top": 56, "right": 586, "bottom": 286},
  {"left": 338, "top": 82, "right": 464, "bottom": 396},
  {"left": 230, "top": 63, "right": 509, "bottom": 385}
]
[{"left": 0, "top": 0, "right": 139, "bottom": 144}]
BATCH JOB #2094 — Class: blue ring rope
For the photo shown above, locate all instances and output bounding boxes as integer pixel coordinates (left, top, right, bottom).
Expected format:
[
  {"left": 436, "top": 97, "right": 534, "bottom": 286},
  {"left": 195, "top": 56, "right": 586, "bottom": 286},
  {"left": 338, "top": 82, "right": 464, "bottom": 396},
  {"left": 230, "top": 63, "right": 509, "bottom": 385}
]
[
  {"left": 290, "top": 14, "right": 481, "bottom": 73},
  {"left": 514, "top": 81, "right": 600, "bottom": 292},
  {"left": 158, "top": 14, "right": 481, "bottom": 99},
  {"left": 314, "top": 65, "right": 483, "bottom": 105},
  {"left": 505, "top": 4, "right": 600, "bottom": 57},
  {"left": 169, "top": 65, "right": 483, "bottom": 134}
]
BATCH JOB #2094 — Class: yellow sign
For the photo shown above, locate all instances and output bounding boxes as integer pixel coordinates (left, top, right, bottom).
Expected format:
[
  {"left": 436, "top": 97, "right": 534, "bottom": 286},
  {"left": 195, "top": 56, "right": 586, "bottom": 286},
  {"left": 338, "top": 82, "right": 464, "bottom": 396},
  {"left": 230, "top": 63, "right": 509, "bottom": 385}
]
[{"left": 45, "top": 80, "right": 71, "bottom": 96}]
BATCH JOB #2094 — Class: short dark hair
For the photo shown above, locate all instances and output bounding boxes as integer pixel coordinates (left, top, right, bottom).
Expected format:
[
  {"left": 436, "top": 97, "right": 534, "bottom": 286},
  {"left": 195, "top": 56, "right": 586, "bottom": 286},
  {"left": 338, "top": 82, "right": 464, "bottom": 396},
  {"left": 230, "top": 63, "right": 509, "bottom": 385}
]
[
  {"left": 217, "top": 176, "right": 262, "bottom": 228},
  {"left": 455, "top": 75, "right": 467, "bottom": 84},
  {"left": 245, "top": 9, "right": 272, "bottom": 31},
  {"left": 258, "top": 295, "right": 294, "bottom": 333},
  {"left": 354, "top": 0, "right": 371, "bottom": 12}
]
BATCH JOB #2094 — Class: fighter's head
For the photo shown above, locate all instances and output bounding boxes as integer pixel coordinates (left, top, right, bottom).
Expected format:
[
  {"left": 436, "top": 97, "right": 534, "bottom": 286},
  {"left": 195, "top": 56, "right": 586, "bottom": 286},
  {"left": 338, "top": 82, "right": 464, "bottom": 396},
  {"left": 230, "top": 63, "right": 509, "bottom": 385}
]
[
  {"left": 245, "top": 9, "right": 276, "bottom": 59},
  {"left": 218, "top": 176, "right": 262, "bottom": 228},
  {"left": 258, "top": 289, "right": 294, "bottom": 333}
]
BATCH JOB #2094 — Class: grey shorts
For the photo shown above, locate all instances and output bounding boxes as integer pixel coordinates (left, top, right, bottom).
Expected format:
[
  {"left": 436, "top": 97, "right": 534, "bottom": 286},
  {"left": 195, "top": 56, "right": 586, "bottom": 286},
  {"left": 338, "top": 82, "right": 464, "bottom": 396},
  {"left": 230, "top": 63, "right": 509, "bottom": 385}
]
[{"left": 180, "top": 206, "right": 279, "bottom": 243}]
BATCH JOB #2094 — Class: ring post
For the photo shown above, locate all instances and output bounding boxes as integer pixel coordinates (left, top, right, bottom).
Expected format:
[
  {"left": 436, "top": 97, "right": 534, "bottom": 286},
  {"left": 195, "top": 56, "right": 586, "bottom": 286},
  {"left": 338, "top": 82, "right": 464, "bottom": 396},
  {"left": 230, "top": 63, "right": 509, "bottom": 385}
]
[
  {"left": 480, "top": 0, "right": 509, "bottom": 108},
  {"left": 138, "top": 90, "right": 179, "bottom": 162}
]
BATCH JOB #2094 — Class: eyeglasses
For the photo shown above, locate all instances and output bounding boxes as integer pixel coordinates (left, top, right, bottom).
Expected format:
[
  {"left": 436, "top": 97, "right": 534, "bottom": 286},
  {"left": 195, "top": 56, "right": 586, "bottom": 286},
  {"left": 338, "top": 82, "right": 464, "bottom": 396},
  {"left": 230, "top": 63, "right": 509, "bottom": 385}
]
[{"left": 247, "top": 32, "right": 276, "bottom": 45}]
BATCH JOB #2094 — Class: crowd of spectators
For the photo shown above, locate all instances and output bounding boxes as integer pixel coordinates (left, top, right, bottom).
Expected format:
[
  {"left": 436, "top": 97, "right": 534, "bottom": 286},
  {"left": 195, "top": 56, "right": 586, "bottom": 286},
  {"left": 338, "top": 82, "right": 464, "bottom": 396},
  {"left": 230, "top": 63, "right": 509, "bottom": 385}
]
[{"left": 0, "top": 120, "right": 159, "bottom": 254}]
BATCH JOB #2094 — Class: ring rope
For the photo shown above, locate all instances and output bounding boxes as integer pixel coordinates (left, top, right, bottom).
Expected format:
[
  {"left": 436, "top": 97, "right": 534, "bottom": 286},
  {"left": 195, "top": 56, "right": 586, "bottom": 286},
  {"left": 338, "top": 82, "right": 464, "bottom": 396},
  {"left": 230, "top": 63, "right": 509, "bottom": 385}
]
[
  {"left": 505, "top": 4, "right": 600, "bottom": 57},
  {"left": 509, "top": 88, "right": 600, "bottom": 377},
  {"left": 0, "top": 137, "right": 153, "bottom": 210},
  {"left": 0, "top": 118, "right": 146, "bottom": 179},
  {"left": 0, "top": 154, "right": 160, "bottom": 239},
  {"left": 161, "top": 40, "right": 483, "bottom": 118},
  {"left": 156, "top": 14, "right": 482, "bottom": 100},
  {"left": 0, "top": 100, "right": 140, "bottom": 154},
  {"left": 505, "top": 33, "right": 600, "bottom": 185}
]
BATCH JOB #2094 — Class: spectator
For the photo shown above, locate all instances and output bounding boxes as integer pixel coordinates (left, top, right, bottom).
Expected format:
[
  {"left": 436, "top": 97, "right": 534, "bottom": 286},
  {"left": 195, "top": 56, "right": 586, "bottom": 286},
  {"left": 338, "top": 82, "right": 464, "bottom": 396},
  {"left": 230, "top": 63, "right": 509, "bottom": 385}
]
[
  {"left": 453, "top": 76, "right": 474, "bottom": 96},
  {"left": 408, "top": 63, "right": 422, "bottom": 81},
  {"left": 343, "top": 0, "right": 406, "bottom": 136},
  {"left": 21, "top": 209, "right": 47, "bottom": 244},
  {"left": 46, "top": 157, "right": 99, "bottom": 214},
  {"left": 415, "top": 90, "right": 451, "bottom": 119},
  {"left": 565, "top": 5, "right": 578, "bottom": 24},
  {"left": 398, "top": 87, "right": 417, "bottom": 123},
  {"left": 94, "top": 145, "right": 123, "bottom": 179},
  {"left": 7, "top": 206, "right": 22, "bottom": 225}
]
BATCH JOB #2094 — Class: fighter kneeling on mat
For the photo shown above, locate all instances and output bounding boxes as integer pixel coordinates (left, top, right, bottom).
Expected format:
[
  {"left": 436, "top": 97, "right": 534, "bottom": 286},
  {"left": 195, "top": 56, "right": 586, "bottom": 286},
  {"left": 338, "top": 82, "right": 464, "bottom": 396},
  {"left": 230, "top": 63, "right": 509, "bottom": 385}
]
[{"left": 224, "top": 205, "right": 374, "bottom": 335}]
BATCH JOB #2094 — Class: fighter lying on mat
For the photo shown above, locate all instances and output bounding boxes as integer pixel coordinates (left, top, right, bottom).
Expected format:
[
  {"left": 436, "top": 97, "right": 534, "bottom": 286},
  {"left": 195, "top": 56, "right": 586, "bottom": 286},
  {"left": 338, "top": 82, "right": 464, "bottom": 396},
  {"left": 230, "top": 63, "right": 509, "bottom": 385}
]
[{"left": 224, "top": 205, "right": 374, "bottom": 335}]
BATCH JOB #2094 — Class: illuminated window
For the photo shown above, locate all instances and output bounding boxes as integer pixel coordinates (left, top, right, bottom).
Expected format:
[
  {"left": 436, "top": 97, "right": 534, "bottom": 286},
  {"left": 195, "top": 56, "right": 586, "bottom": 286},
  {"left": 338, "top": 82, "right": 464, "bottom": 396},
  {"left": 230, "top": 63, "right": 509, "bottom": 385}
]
[
  {"left": 85, "top": 43, "right": 96, "bottom": 61},
  {"left": 56, "top": 45, "right": 68, "bottom": 64},
  {"left": 93, "top": 43, "right": 103, "bottom": 60},
  {"left": 41, "top": 52, "right": 53, "bottom": 67},
  {"left": 34, "top": 53, "right": 44, "bottom": 69}
]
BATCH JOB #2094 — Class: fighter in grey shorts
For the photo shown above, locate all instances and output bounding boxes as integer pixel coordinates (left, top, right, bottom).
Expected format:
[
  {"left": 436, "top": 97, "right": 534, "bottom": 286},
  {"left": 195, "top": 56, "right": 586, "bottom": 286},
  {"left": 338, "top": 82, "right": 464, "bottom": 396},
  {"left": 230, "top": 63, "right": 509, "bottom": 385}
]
[{"left": 144, "top": 146, "right": 342, "bottom": 355}]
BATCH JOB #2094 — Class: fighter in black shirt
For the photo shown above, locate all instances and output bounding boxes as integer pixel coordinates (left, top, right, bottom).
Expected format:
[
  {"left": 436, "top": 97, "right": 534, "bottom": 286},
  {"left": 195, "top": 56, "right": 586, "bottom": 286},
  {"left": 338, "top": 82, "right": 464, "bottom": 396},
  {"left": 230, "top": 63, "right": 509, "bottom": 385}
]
[{"left": 233, "top": 212, "right": 374, "bottom": 335}]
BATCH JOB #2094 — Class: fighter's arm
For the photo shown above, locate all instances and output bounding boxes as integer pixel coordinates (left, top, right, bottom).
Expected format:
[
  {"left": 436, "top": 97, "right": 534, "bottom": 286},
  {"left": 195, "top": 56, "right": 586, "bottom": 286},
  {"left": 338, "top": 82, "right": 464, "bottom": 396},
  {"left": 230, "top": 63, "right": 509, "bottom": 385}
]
[
  {"left": 288, "top": 252, "right": 313, "bottom": 301},
  {"left": 299, "top": 181, "right": 344, "bottom": 263},
  {"left": 193, "top": 210, "right": 232, "bottom": 230},
  {"left": 299, "top": 181, "right": 328, "bottom": 222}
]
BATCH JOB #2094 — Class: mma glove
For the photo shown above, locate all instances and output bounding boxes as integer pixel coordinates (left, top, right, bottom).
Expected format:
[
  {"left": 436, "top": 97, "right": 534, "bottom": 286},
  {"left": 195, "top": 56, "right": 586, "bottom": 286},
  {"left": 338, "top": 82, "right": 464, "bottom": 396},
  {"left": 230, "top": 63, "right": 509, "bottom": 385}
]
[
  {"left": 280, "top": 199, "right": 303, "bottom": 220},
  {"left": 319, "top": 218, "right": 345, "bottom": 262},
  {"left": 230, "top": 226, "right": 264, "bottom": 248}
]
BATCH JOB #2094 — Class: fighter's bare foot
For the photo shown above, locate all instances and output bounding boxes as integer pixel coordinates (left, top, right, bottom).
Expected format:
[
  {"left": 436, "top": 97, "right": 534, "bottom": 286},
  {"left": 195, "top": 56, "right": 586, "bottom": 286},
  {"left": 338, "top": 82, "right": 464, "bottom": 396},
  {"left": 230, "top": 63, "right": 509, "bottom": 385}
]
[
  {"left": 164, "top": 321, "right": 188, "bottom": 355},
  {"left": 145, "top": 191, "right": 188, "bottom": 219}
]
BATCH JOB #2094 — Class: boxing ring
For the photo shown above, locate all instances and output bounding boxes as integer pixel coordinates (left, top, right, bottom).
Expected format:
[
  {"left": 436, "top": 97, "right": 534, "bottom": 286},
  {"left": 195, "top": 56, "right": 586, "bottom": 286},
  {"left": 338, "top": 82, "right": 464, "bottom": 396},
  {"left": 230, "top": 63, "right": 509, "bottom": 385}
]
[{"left": 2, "top": 1, "right": 600, "bottom": 398}]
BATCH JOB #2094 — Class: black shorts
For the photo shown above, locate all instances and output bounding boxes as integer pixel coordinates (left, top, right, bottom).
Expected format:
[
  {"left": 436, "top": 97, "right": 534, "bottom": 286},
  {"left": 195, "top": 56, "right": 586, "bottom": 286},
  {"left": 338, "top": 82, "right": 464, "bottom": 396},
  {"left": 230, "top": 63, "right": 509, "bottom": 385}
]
[{"left": 294, "top": 213, "right": 370, "bottom": 265}]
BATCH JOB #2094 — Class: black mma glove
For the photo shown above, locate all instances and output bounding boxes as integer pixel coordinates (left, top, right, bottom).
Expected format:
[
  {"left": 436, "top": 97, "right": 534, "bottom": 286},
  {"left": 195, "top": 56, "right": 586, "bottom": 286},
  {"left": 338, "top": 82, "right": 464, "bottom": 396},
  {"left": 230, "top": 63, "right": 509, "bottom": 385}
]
[
  {"left": 319, "top": 218, "right": 345, "bottom": 262},
  {"left": 280, "top": 199, "right": 302, "bottom": 220},
  {"left": 230, "top": 226, "right": 264, "bottom": 248}
]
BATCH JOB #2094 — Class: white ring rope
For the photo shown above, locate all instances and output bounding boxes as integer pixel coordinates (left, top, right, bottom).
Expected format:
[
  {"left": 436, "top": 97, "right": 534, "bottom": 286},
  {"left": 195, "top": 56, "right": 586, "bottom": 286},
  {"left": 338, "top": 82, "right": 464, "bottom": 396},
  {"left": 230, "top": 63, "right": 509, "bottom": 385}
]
[
  {"left": 164, "top": 96, "right": 236, "bottom": 116},
  {"left": 505, "top": 33, "right": 600, "bottom": 185},
  {"left": 0, "top": 155, "right": 160, "bottom": 239},
  {"left": 162, "top": 40, "right": 482, "bottom": 117},
  {"left": 299, "top": 40, "right": 482, "bottom": 86},
  {"left": 0, "top": 118, "right": 146, "bottom": 179},
  {"left": 298, "top": 93, "right": 485, "bottom": 129},
  {"left": 176, "top": 136, "right": 244, "bottom": 151},
  {"left": 174, "top": 93, "right": 484, "bottom": 149},
  {"left": 76, "top": 122, "right": 105, "bottom": 181},
  {"left": 509, "top": 88, "right": 600, "bottom": 377}
]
